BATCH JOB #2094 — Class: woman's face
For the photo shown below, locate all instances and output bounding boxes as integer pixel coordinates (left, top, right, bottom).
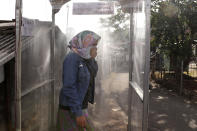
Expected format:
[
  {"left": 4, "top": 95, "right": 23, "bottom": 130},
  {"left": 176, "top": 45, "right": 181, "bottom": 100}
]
[{"left": 90, "top": 47, "right": 97, "bottom": 58}]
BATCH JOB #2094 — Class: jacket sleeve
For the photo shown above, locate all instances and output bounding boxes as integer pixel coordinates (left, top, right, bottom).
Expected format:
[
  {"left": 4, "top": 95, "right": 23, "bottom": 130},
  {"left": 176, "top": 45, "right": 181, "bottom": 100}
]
[{"left": 61, "top": 54, "right": 82, "bottom": 116}]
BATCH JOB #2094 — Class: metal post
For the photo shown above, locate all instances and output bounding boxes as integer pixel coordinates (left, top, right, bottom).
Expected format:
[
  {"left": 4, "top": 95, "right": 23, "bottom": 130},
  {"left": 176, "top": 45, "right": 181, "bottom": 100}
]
[
  {"left": 128, "top": 8, "right": 134, "bottom": 131},
  {"left": 66, "top": 5, "right": 69, "bottom": 34},
  {"left": 49, "top": 1, "right": 71, "bottom": 129},
  {"left": 142, "top": 0, "right": 151, "bottom": 130},
  {"left": 179, "top": 60, "right": 183, "bottom": 95},
  {"left": 51, "top": 9, "right": 56, "bottom": 128},
  {"left": 15, "top": 0, "right": 22, "bottom": 131}
]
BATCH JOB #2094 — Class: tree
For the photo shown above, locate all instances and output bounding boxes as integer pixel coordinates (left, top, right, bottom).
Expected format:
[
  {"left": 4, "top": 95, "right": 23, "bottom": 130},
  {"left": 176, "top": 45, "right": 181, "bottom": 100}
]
[
  {"left": 100, "top": 0, "right": 197, "bottom": 79},
  {"left": 151, "top": 0, "right": 197, "bottom": 78},
  {"left": 100, "top": 3, "right": 130, "bottom": 44}
]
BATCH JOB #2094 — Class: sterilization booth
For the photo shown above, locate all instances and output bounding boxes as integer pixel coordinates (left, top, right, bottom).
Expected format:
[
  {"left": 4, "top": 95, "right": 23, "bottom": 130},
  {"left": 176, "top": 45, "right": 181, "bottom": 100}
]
[{"left": 14, "top": 0, "right": 150, "bottom": 130}]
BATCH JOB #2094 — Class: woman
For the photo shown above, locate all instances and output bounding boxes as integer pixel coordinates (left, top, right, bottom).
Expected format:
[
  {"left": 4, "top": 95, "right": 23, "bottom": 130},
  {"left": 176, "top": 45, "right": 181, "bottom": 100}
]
[{"left": 57, "top": 30, "right": 101, "bottom": 131}]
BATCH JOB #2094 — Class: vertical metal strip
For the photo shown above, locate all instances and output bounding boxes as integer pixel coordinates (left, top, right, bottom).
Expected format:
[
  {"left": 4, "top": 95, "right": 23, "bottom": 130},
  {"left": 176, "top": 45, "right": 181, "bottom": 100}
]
[
  {"left": 51, "top": 9, "right": 56, "bottom": 128},
  {"left": 15, "top": 0, "right": 22, "bottom": 131},
  {"left": 179, "top": 60, "right": 183, "bottom": 95},
  {"left": 127, "top": 8, "right": 134, "bottom": 131},
  {"left": 66, "top": 5, "right": 69, "bottom": 34},
  {"left": 142, "top": 0, "right": 151, "bottom": 130}
]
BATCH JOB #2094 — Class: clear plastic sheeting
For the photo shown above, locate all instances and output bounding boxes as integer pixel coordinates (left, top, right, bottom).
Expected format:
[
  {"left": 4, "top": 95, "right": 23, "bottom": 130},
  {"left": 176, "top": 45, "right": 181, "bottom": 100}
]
[
  {"left": 21, "top": 0, "right": 53, "bottom": 130},
  {"left": 14, "top": 0, "right": 150, "bottom": 130},
  {"left": 20, "top": 0, "right": 66, "bottom": 130},
  {"left": 21, "top": 20, "right": 53, "bottom": 131},
  {"left": 57, "top": 0, "right": 130, "bottom": 130},
  {"left": 128, "top": 0, "right": 150, "bottom": 130}
]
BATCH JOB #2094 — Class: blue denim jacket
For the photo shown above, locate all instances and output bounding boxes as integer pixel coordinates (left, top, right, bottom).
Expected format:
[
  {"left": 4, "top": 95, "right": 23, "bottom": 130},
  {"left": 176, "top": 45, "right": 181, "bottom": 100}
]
[{"left": 59, "top": 52, "right": 90, "bottom": 116}]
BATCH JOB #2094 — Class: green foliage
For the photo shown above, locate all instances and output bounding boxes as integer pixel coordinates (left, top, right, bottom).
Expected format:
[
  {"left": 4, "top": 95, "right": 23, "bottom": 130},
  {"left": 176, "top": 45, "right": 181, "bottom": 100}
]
[
  {"left": 151, "top": 0, "right": 197, "bottom": 68},
  {"left": 100, "top": 0, "right": 197, "bottom": 70},
  {"left": 100, "top": 5, "right": 130, "bottom": 43}
]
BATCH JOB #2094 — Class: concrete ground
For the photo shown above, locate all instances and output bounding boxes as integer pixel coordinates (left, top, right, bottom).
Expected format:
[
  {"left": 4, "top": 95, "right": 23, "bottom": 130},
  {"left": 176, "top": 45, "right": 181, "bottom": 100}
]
[
  {"left": 149, "top": 83, "right": 197, "bottom": 131},
  {"left": 90, "top": 72, "right": 197, "bottom": 131},
  {"left": 89, "top": 72, "right": 129, "bottom": 131}
]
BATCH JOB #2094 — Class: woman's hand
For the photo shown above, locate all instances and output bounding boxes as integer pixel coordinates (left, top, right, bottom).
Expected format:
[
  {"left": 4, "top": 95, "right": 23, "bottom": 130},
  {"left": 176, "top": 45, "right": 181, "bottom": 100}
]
[{"left": 76, "top": 116, "right": 87, "bottom": 128}]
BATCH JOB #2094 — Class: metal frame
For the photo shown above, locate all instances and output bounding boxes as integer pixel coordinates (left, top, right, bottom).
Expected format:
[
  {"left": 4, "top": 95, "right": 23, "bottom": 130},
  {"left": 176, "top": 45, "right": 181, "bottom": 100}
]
[
  {"left": 15, "top": 0, "right": 57, "bottom": 130},
  {"left": 128, "top": 0, "right": 150, "bottom": 131},
  {"left": 14, "top": 0, "right": 69, "bottom": 130},
  {"left": 142, "top": 0, "right": 150, "bottom": 130},
  {"left": 128, "top": 8, "right": 134, "bottom": 131},
  {"left": 51, "top": 9, "right": 56, "bottom": 128},
  {"left": 14, "top": 0, "right": 150, "bottom": 130},
  {"left": 15, "top": 0, "right": 22, "bottom": 131}
]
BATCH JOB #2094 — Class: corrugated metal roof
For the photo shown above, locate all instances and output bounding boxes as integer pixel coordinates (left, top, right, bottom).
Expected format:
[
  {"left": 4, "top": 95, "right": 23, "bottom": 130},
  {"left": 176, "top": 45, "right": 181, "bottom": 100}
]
[{"left": 0, "top": 21, "right": 33, "bottom": 66}]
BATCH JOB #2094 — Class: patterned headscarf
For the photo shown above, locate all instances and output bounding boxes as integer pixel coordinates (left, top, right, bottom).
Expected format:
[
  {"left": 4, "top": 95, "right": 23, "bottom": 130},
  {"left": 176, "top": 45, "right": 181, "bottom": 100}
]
[{"left": 69, "top": 30, "right": 101, "bottom": 59}]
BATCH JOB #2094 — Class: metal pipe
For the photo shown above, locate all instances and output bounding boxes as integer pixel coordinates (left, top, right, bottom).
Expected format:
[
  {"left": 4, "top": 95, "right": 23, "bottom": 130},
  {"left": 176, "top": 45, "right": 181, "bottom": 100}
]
[
  {"left": 142, "top": 0, "right": 151, "bottom": 130},
  {"left": 66, "top": 5, "right": 69, "bottom": 34},
  {"left": 51, "top": 9, "right": 56, "bottom": 128},
  {"left": 15, "top": 0, "right": 22, "bottom": 131},
  {"left": 179, "top": 60, "right": 183, "bottom": 95},
  {"left": 127, "top": 8, "right": 134, "bottom": 131},
  {"left": 49, "top": 1, "right": 70, "bottom": 128}
]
